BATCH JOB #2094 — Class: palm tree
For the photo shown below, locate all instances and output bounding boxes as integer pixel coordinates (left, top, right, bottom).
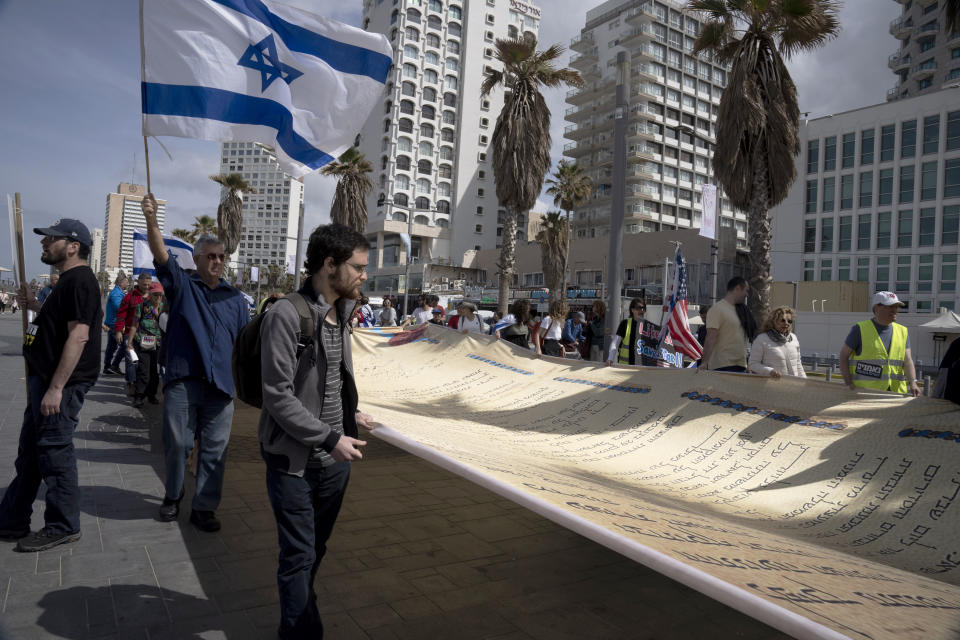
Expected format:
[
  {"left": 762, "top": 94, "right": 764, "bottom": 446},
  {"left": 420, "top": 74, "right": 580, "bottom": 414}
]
[
  {"left": 535, "top": 212, "right": 569, "bottom": 305},
  {"left": 171, "top": 228, "right": 195, "bottom": 243},
  {"left": 945, "top": 0, "right": 960, "bottom": 35},
  {"left": 481, "top": 36, "right": 583, "bottom": 315},
  {"left": 545, "top": 161, "right": 592, "bottom": 301},
  {"left": 689, "top": 0, "right": 839, "bottom": 322},
  {"left": 191, "top": 215, "right": 219, "bottom": 240},
  {"left": 321, "top": 148, "right": 374, "bottom": 233},
  {"left": 210, "top": 173, "right": 257, "bottom": 255}
]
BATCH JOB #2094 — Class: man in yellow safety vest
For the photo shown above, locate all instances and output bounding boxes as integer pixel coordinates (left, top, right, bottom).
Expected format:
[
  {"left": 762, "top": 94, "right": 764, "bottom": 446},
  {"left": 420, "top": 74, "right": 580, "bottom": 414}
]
[{"left": 839, "top": 291, "right": 920, "bottom": 396}]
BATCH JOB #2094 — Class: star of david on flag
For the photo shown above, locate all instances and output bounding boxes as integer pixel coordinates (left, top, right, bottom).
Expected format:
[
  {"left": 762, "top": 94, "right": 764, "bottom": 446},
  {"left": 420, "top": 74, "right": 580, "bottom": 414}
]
[{"left": 139, "top": 0, "right": 392, "bottom": 177}]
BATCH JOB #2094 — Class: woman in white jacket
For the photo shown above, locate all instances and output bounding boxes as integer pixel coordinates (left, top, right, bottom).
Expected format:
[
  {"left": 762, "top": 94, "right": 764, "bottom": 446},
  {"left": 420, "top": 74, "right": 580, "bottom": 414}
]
[{"left": 748, "top": 306, "right": 806, "bottom": 379}]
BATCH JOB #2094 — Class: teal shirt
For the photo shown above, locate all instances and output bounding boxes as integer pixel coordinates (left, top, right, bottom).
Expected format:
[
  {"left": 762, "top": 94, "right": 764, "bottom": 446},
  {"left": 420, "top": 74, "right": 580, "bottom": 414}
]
[{"left": 135, "top": 302, "right": 163, "bottom": 338}]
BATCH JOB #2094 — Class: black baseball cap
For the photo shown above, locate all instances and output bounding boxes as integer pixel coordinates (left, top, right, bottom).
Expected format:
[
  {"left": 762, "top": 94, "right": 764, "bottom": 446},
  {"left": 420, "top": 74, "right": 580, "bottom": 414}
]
[{"left": 33, "top": 218, "right": 93, "bottom": 247}]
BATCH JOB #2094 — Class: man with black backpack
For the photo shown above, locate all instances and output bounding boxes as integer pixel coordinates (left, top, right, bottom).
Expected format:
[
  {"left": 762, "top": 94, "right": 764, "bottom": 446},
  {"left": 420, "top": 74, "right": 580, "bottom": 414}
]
[
  {"left": 140, "top": 194, "right": 249, "bottom": 532},
  {"left": 257, "top": 223, "right": 375, "bottom": 640}
]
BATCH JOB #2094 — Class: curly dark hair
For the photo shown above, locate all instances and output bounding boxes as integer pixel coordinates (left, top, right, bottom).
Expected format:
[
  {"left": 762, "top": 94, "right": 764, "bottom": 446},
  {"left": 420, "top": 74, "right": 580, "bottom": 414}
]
[{"left": 303, "top": 224, "right": 370, "bottom": 276}]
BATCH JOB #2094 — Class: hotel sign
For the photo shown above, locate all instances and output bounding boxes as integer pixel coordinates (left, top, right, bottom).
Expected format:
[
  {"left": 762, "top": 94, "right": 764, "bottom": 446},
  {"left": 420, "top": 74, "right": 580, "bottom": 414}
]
[{"left": 509, "top": 0, "right": 541, "bottom": 18}]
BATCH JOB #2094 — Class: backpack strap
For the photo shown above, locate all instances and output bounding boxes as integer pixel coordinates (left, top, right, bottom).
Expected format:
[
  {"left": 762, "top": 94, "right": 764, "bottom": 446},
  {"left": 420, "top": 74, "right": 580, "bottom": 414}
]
[{"left": 285, "top": 293, "right": 315, "bottom": 353}]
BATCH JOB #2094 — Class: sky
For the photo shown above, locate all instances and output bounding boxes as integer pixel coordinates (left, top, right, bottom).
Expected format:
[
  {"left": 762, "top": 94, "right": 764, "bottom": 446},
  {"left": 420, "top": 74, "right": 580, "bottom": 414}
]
[{"left": 0, "top": 0, "right": 900, "bottom": 281}]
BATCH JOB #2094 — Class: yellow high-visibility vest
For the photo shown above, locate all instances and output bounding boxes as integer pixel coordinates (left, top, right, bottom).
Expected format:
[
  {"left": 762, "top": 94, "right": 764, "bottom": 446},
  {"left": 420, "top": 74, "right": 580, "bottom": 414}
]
[
  {"left": 618, "top": 318, "right": 634, "bottom": 364},
  {"left": 849, "top": 319, "right": 908, "bottom": 394}
]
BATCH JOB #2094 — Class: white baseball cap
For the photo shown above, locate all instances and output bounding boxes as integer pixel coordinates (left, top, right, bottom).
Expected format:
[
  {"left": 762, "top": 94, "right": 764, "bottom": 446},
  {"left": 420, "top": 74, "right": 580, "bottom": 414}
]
[{"left": 872, "top": 291, "right": 906, "bottom": 307}]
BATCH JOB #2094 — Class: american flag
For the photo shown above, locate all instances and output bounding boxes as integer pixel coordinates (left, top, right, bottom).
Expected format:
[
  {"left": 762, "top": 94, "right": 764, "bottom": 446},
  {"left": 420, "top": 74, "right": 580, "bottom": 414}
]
[{"left": 658, "top": 248, "right": 702, "bottom": 360}]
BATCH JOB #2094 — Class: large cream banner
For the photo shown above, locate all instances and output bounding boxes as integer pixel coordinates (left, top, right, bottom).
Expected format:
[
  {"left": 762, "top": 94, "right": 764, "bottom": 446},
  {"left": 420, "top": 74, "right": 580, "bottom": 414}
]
[{"left": 352, "top": 326, "right": 960, "bottom": 639}]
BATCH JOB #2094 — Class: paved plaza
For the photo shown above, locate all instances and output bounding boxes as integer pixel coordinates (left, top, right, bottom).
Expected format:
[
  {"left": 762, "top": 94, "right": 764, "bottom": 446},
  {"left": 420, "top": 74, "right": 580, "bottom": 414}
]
[{"left": 0, "top": 314, "right": 788, "bottom": 639}]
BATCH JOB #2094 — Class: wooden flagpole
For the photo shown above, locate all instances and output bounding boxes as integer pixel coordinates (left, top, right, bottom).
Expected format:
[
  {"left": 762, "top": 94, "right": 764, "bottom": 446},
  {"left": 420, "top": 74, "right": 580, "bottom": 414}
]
[
  {"left": 143, "top": 137, "right": 152, "bottom": 194},
  {"left": 14, "top": 193, "right": 29, "bottom": 394}
]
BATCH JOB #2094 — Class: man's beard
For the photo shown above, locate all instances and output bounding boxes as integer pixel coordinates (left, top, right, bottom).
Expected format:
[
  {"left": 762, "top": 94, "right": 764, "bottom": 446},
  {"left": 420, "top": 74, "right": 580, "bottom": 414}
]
[
  {"left": 40, "top": 246, "right": 65, "bottom": 266},
  {"left": 329, "top": 271, "right": 360, "bottom": 299}
]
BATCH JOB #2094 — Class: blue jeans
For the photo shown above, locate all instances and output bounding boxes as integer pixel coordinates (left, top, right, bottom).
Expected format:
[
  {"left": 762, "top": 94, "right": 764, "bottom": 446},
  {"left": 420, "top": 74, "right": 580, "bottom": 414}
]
[
  {"left": 0, "top": 376, "right": 91, "bottom": 534},
  {"left": 124, "top": 347, "right": 138, "bottom": 384},
  {"left": 265, "top": 460, "right": 350, "bottom": 640},
  {"left": 103, "top": 329, "right": 122, "bottom": 371},
  {"left": 161, "top": 379, "right": 234, "bottom": 512}
]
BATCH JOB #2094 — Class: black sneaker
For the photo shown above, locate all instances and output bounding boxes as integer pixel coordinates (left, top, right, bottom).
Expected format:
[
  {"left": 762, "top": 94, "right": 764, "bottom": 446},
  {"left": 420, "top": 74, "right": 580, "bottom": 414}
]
[
  {"left": 15, "top": 528, "right": 81, "bottom": 552},
  {"left": 132, "top": 397, "right": 145, "bottom": 409},
  {"left": 0, "top": 527, "right": 29, "bottom": 541},
  {"left": 190, "top": 510, "right": 221, "bottom": 533},
  {"left": 158, "top": 489, "right": 184, "bottom": 522}
]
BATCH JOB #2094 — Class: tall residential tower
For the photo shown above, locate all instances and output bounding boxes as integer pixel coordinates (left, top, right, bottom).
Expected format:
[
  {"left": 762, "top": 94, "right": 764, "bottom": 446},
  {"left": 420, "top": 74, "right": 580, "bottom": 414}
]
[
  {"left": 887, "top": 0, "right": 960, "bottom": 101},
  {"left": 358, "top": 0, "right": 541, "bottom": 295},
  {"left": 102, "top": 183, "right": 166, "bottom": 273},
  {"left": 562, "top": 0, "right": 742, "bottom": 247}
]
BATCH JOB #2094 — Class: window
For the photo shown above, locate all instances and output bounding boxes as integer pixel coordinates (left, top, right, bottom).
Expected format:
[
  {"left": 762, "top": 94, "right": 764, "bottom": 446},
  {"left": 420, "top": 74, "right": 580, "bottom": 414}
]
[
  {"left": 807, "top": 139, "right": 819, "bottom": 173},
  {"left": 824, "top": 136, "right": 836, "bottom": 170},
  {"left": 804, "top": 219, "right": 817, "bottom": 252},
  {"left": 403, "top": 63, "right": 417, "bottom": 78},
  {"left": 840, "top": 174, "right": 853, "bottom": 209},
  {"left": 417, "top": 159, "right": 432, "bottom": 175},
  {"left": 898, "top": 210, "right": 913, "bottom": 247},
  {"left": 839, "top": 216, "right": 852, "bottom": 250},
  {"left": 402, "top": 81, "right": 416, "bottom": 96},
  {"left": 838, "top": 258, "right": 851, "bottom": 281},
  {"left": 438, "top": 164, "right": 452, "bottom": 178},
  {"left": 400, "top": 99, "right": 415, "bottom": 114},
  {"left": 395, "top": 155, "right": 411, "bottom": 170},
  {"left": 918, "top": 254, "right": 934, "bottom": 293},
  {"left": 448, "top": 40, "right": 460, "bottom": 54},
  {"left": 422, "top": 105, "right": 435, "bottom": 120},
  {"left": 820, "top": 217, "right": 834, "bottom": 252},
  {"left": 857, "top": 257, "right": 870, "bottom": 282},
  {"left": 426, "top": 33, "right": 440, "bottom": 47},
  {"left": 943, "top": 205, "right": 960, "bottom": 245},
  {"left": 397, "top": 137, "right": 412, "bottom": 152},
  {"left": 919, "top": 208, "right": 936, "bottom": 247},
  {"left": 416, "top": 178, "right": 430, "bottom": 194},
  {"left": 947, "top": 110, "right": 960, "bottom": 151},
  {"left": 403, "top": 44, "right": 418, "bottom": 59},
  {"left": 874, "top": 256, "right": 890, "bottom": 292},
  {"left": 877, "top": 211, "right": 891, "bottom": 249},
  {"left": 921, "top": 161, "right": 938, "bottom": 200},
  {"left": 477, "top": 188, "right": 484, "bottom": 197},
  {"left": 449, "top": 5, "right": 462, "bottom": 19},
  {"left": 859, "top": 171, "right": 873, "bottom": 208},
  {"left": 424, "top": 51, "right": 439, "bottom": 65},
  {"left": 398, "top": 118, "right": 413, "bottom": 133},
  {"left": 428, "top": 0, "right": 442, "bottom": 11},
  {"left": 394, "top": 193, "right": 408, "bottom": 206},
  {"left": 841, "top": 133, "right": 855, "bottom": 168},
  {"left": 442, "top": 111, "right": 456, "bottom": 125},
  {"left": 880, "top": 124, "right": 895, "bottom": 161},
  {"left": 406, "top": 8, "right": 421, "bottom": 22},
  {"left": 439, "top": 146, "right": 453, "bottom": 160},
  {"left": 861, "top": 129, "right": 874, "bottom": 165},
  {"left": 424, "top": 69, "right": 438, "bottom": 83},
  {"left": 428, "top": 15, "right": 442, "bottom": 30},
  {"left": 822, "top": 176, "right": 835, "bottom": 212},
  {"left": 478, "top": 134, "right": 488, "bottom": 145},
  {"left": 805, "top": 180, "right": 818, "bottom": 213},
  {"left": 420, "top": 123, "right": 434, "bottom": 138},
  {"left": 858, "top": 214, "right": 872, "bottom": 250},
  {"left": 945, "top": 158, "right": 960, "bottom": 198},
  {"left": 901, "top": 119, "right": 917, "bottom": 158},
  {"left": 923, "top": 115, "right": 940, "bottom": 154},
  {"left": 820, "top": 258, "right": 832, "bottom": 281},
  {"left": 896, "top": 255, "right": 912, "bottom": 293},
  {"left": 415, "top": 197, "right": 430, "bottom": 209},
  {"left": 900, "top": 165, "right": 915, "bottom": 203},
  {"left": 395, "top": 174, "right": 410, "bottom": 190},
  {"left": 475, "top": 224, "right": 482, "bottom": 233},
  {"left": 875, "top": 168, "right": 892, "bottom": 207},
  {"left": 448, "top": 22, "right": 461, "bottom": 37},
  {"left": 436, "top": 200, "right": 450, "bottom": 214},
  {"left": 804, "top": 260, "right": 815, "bottom": 281},
  {"left": 942, "top": 254, "right": 958, "bottom": 292}
]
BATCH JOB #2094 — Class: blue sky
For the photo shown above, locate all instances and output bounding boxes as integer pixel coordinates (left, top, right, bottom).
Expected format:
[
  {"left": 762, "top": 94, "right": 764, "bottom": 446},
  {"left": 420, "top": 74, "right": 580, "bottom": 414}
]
[{"left": 0, "top": 0, "right": 898, "bottom": 282}]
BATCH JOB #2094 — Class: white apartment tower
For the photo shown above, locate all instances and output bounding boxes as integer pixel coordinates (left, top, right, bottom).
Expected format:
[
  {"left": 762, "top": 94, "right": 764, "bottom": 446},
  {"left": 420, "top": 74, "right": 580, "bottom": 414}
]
[
  {"left": 563, "top": 0, "right": 743, "bottom": 247},
  {"left": 887, "top": 0, "right": 960, "bottom": 102},
  {"left": 220, "top": 142, "right": 304, "bottom": 274},
  {"left": 102, "top": 183, "right": 166, "bottom": 273},
  {"left": 358, "top": 0, "right": 541, "bottom": 294}
]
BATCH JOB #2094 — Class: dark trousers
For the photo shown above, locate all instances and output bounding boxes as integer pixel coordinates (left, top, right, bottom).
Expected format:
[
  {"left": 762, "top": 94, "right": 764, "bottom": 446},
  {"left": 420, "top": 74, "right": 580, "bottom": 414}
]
[
  {"left": 0, "top": 376, "right": 91, "bottom": 534},
  {"left": 103, "top": 330, "right": 122, "bottom": 370},
  {"left": 543, "top": 339, "right": 563, "bottom": 357},
  {"left": 133, "top": 343, "right": 160, "bottom": 400},
  {"left": 265, "top": 460, "right": 350, "bottom": 640},
  {"left": 714, "top": 365, "right": 747, "bottom": 373}
]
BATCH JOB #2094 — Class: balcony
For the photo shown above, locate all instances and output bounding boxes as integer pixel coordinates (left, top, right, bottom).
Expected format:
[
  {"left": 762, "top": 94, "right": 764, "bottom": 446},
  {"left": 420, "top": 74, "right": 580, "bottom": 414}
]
[
  {"left": 569, "top": 48, "right": 598, "bottom": 69},
  {"left": 566, "top": 78, "right": 615, "bottom": 105},
  {"left": 569, "top": 32, "right": 594, "bottom": 53},
  {"left": 947, "top": 31, "right": 960, "bottom": 45},
  {"left": 632, "top": 84, "right": 663, "bottom": 101},
  {"left": 886, "top": 86, "right": 900, "bottom": 101},
  {"left": 627, "top": 123, "right": 658, "bottom": 140},
  {"left": 624, "top": 3, "right": 656, "bottom": 25},
  {"left": 912, "top": 60, "right": 937, "bottom": 80},
  {"left": 631, "top": 62, "right": 659, "bottom": 82},
  {"left": 621, "top": 24, "right": 654, "bottom": 46},
  {"left": 915, "top": 21, "right": 938, "bottom": 36},
  {"left": 889, "top": 18, "right": 913, "bottom": 39},
  {"left": 888, "top": 51, "right": 911, "bottom": 71}
]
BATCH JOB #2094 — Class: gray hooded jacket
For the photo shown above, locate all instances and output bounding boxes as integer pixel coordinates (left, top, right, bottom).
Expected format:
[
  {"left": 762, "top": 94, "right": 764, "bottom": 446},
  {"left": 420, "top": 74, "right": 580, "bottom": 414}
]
[{"left": 257, "top": 284, "right": 359, "bottom": 476}]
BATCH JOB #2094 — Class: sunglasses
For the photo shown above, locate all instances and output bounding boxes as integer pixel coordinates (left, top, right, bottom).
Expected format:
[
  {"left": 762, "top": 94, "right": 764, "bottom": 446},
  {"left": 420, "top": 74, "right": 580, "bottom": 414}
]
[{"left": 203, "top": 253, "right": 226, "bottom": 262}]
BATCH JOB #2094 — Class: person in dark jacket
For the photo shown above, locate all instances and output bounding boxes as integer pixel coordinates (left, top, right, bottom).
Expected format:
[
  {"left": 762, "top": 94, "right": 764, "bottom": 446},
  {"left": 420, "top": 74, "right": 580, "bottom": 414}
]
[
  {"left": 102, "top": 273, "right": 129, "bottom": 375},
  {"left": 259, "top": 224, "right": 376, "bottom": 640}
]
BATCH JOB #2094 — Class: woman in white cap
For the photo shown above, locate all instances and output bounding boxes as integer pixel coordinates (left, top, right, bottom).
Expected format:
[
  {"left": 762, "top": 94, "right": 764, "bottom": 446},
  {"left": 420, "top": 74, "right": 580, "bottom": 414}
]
[{"left": 456, "top": 301, "right": 485, "bottom": 334}]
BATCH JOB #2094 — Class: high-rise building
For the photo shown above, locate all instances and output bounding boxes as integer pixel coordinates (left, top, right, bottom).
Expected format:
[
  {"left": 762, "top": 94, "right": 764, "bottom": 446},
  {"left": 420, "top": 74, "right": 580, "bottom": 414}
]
[
  {"left": 770, "top": 88, "right": 960, "bottom": 313},
  {"left": 219, "top": 142, "right": 304, "bottom": 276},
  {"left": 562, "top": 0, "right": 742, "bottom": 247},
  {"left": 358, "top": 0, "right": 541, "bottom": 295},
  {"left": 887, "top": 1, "right": 960, "bottom": 102},
  {"left": 102, "top": 183, "right": 166, "bottom": 273},
  {"left": 90, "top": 227, "right": 103, "bottom": 274}
]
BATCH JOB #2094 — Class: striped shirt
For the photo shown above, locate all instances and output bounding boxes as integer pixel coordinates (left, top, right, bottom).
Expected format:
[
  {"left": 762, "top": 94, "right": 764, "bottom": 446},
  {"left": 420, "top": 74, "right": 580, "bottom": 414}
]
[{"left": 308, "top": 319, "right": 344, "bottom": 468}]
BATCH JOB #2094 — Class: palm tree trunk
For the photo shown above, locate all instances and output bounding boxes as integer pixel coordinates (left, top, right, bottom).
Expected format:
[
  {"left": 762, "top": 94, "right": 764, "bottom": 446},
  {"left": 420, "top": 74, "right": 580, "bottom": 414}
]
[
  {"left": 561, "top": 208, "right": 572, "bottom": 303},
  {"left": 497, "top": 207, "right": 519, "bottom": 315},
  {"left": 747, "top": 140, "right": 773, "bottom": 324}
]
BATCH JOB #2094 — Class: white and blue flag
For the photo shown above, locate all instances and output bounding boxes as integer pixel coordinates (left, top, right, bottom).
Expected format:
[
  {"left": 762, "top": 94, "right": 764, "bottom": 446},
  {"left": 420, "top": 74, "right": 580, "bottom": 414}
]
[
  {"left": 140, "top": 0, "right": 392, "bottom": 177},
  {"left": 133, "top": 230, "right": 196, "bottom": 275}
]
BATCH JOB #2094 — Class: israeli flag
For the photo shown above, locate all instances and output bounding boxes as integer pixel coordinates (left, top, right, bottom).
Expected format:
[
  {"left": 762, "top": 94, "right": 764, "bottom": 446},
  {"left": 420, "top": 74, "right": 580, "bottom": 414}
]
[
  {"left": 133, "top": 230, "right": 196, "bottom": 275},
  {"left": 140, "top": 0, "right": 392, "bottom": 177}
]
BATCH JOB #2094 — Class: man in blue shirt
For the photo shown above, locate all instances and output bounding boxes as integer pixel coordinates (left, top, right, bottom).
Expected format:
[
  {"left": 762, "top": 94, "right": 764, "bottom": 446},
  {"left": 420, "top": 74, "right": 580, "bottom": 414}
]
[
  {"left": 102, "top": 274, "right": 129, "bottom": 375},
  {"left": 141, "top": 193, "right": 249, "bottom": 532},
  {"left": 36, "top": 273, "right": 58, "bottom": 305},
  {"left": 562, "top": 311, "right": 586, "bottom": 350}
]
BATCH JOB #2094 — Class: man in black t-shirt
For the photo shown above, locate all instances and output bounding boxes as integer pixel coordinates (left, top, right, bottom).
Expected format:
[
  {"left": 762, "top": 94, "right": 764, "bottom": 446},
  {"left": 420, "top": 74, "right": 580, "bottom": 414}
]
[{"left": 0, "top": 219, "right": 102, "bottom": 553}]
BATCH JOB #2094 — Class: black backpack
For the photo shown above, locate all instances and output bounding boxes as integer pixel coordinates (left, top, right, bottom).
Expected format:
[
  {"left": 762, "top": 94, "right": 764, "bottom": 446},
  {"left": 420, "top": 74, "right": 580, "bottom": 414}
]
[{"left": 232, "top": 293, "right": 314, "bottom": 408}]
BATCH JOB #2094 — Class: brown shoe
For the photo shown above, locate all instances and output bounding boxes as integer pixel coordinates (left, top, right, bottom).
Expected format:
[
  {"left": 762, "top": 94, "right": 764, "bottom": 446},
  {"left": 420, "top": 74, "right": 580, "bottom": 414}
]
[{"left": 127, "top": 383, "right": 136, "bottom": 397}]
